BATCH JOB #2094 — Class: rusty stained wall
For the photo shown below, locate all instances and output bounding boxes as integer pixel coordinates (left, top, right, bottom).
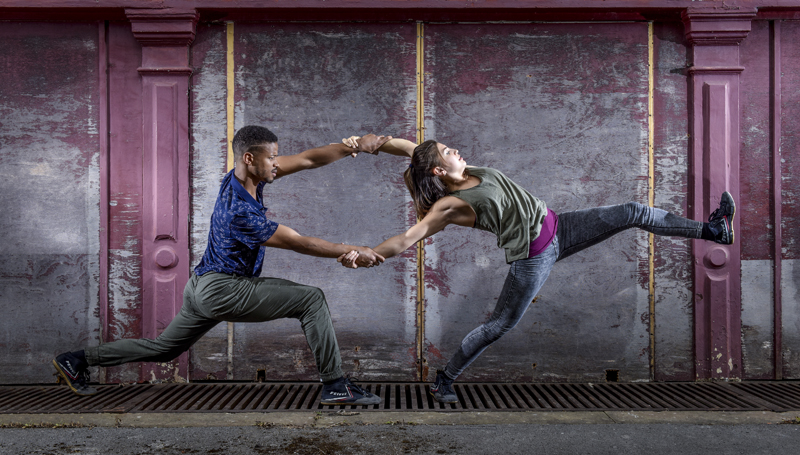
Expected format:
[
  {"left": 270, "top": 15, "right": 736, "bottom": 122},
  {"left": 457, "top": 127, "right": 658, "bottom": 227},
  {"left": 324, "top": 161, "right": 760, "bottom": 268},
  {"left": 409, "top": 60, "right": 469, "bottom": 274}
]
[
  {"left": 187, "top": 23, "right": 420, "bottom": 381},
  {"left": 422, "top": 23, "right": 651, "bottom": 382},
  {"left": 739, "top": 20, "right": 775, "bottom": 379},
  {"left": 102, "top": 23, "right": 145, "bottom": 383},
  {"left": 188, "top": 23, "right": 230, "bottom": 381},
  {"left": 781, "top": 21, "right": 800, "bottom": 379},
  {"left": 0, "top": 23, "right": 101, "bottom": 382},
  {"left": 651, "top": 22, "right": 693, "bottom": 381}
]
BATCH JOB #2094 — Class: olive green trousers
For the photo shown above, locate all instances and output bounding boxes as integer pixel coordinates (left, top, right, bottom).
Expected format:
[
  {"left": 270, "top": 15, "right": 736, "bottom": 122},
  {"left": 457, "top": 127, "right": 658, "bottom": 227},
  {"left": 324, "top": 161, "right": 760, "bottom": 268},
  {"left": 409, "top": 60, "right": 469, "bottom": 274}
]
[{"left": 85, "top": 272, "right": 344, "bottom": 381}]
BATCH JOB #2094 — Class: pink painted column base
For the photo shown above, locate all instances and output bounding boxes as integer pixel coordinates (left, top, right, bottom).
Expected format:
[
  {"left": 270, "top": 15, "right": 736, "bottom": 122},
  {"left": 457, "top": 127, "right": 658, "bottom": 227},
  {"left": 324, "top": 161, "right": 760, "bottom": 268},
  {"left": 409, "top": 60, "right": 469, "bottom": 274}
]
[
  {"left": 683, "top": 6, "right": 755, "bottom": 380},
  {"left": 128, "top": 8, "right": 198, "bottom": 382}
]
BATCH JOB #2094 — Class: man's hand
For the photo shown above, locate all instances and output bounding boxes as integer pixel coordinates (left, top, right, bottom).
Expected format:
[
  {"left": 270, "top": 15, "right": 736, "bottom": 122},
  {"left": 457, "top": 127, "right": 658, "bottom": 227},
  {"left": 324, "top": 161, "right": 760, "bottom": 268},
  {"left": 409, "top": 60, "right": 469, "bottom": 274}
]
[
  {"left": 355, "top": 134, "right": 392, "bottom": 155},
  {"left": 337, "top": 247, "right": 385, "bottom": 269}
]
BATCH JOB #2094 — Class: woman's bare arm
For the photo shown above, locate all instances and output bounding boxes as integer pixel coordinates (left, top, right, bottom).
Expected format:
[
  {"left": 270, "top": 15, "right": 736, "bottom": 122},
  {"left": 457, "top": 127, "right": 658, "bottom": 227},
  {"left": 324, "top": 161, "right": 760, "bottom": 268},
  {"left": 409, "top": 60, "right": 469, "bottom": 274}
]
[
  {"left": 376, "top": 138, "right": 417, "bottom": 158},
  {"left": 373, "top": 196, "right": 475, "bottom": 259}
]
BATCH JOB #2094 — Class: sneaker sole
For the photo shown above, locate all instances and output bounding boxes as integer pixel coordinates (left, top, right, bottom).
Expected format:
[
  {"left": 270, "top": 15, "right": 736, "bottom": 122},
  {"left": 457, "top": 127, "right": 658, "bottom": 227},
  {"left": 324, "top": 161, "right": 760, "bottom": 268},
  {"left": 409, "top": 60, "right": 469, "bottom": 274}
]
[
  {"left": 430, "top": 390, "right": 458, "bottom": 404},
  {"left": 724, "top": 191, "right": 736, "bottom": 245},
  {"left": 52, "top": 359, "right": 98, "bottom": 397}
]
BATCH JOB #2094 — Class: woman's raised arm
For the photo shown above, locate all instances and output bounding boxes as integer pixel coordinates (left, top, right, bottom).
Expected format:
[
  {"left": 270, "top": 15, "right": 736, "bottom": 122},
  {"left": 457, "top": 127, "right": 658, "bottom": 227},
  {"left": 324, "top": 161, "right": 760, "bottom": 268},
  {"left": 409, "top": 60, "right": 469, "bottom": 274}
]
[{"left": 377, "top": 138, "right": 417, "bottom": 158}]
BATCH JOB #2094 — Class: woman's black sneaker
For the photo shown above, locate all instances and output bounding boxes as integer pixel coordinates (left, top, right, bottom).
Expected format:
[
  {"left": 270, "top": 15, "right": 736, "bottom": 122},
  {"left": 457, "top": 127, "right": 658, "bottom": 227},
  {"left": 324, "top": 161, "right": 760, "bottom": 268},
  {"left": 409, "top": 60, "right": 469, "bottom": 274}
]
[
  {"left": 321, "top": 376, "right": 380, "bottom": 406},
  {"left": 430, "top": 370, "right": 458, "bottom": 404},
  {"left": 709, "top": 191, "right": 735, "bottom": 245},
  {"left": 53, "top": 352, "right": 98, "bottom": 396}
]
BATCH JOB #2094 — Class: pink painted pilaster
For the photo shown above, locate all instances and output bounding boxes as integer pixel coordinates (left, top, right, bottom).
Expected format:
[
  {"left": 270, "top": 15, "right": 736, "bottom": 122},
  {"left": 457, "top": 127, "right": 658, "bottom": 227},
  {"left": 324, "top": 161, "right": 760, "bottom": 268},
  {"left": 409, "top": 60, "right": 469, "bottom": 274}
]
[
  {"left": 127, "top": 8, "right": 198, "bottom": 381},
  {"left": 682, "top": 7, "right": 755, "bottom": 380}
]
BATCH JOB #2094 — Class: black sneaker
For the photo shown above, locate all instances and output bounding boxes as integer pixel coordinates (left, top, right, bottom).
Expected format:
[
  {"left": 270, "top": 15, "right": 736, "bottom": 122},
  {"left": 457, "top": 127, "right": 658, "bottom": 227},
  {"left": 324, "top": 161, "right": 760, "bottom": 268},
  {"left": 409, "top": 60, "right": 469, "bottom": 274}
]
[
  {"left": 708, "top": 191, "right": 735, "bottom": 245},
  {"left": 430, "top": 370, "right": 458, "bottom": 404},
  {"left": 53, "top": 352, "right": 97, "bottom": 397},
  {"left": 320, "top": 376, "right": 380, "bottom": 406}
]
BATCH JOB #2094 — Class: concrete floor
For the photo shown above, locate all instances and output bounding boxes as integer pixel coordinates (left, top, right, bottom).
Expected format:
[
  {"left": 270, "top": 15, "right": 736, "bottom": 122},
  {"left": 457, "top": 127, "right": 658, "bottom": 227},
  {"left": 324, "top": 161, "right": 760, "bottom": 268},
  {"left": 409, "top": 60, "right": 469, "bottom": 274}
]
[{"left": 2, "top": 410, "right": 800, "bottom": 454}]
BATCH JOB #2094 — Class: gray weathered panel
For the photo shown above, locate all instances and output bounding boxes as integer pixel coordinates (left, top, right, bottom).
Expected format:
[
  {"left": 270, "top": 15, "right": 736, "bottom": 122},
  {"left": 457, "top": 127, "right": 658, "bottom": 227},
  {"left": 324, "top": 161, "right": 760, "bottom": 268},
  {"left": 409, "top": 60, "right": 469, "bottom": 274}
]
[
  {"left": 422, "top": 23, "right": 650, "bottom": 382},
  {"left": 741, "top": 260, "right": 775, "bottom": 378},
  {"left": 232, "top": 23, "right": 418, "bottom": 381},
  {"left": 0, "top": 23, "right": 100, "bottom": 383},
  {"left": 652, "top": 22, "right": 693, "bottom": 381},
  {"left": 783, "top": 259, "right": 800, "bottom": 378},
  {"left": 189, "top": 23, "right": 230, "bottom": 381}
]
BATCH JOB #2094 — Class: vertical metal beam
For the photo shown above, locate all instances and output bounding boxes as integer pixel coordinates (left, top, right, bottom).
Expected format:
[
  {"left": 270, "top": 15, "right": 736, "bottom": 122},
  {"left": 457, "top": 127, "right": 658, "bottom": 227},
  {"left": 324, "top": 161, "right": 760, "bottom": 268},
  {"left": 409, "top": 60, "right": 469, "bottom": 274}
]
[
  {"left": 770, "top": 20, "right": 783, "bottom": 381},
  {"left": 226, "top": 21, "right": 236, "bottom": 381},
  {"left": 647, "top": 21, "right": 656, "bottom": 382},
  {"left": 127, "top": 8, "right": 199, "bottom": 382},
  {"left": 98, "top": 20, "right": 110, "bottom": 383},
  {"left": 682, "top": 6, "right": 755, "bottom": 380},
  {"left": 415, "top": 21, "right": 427, "bottom": 381}
]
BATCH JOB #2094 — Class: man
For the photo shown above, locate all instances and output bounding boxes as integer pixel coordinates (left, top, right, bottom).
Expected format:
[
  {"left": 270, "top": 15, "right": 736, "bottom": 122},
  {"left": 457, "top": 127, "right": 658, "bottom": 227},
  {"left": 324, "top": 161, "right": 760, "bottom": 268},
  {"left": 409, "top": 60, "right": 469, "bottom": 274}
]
[{"left": 53, "top": 125, "right": 388, "bottom": 405}]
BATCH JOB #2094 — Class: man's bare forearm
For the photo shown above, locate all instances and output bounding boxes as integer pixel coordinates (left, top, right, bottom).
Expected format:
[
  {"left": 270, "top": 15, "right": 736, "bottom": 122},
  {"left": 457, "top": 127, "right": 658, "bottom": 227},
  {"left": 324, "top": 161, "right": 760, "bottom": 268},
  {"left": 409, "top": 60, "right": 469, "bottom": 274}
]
[
  {"left": 291, "top": 236, "right": 357, "bottom": 258},
  {"left": 301, "top": 144, "right": 354, "bottom": 169}
]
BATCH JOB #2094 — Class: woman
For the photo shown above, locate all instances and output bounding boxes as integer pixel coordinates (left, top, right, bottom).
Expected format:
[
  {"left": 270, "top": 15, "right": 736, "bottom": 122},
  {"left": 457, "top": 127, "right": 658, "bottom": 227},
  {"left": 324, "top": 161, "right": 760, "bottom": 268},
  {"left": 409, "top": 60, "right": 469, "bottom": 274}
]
[{"left": 340, "top": 138, "right": 734, "bottom": 403}]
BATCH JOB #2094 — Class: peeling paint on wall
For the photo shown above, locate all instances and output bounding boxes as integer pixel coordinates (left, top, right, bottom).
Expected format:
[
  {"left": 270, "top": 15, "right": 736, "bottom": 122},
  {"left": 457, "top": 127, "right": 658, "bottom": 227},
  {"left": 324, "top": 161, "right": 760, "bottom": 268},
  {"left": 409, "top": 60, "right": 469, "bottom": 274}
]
[
  {"left": 423, "top": 23, "right": 651, "bottom": 382},
  {"left": 189, "top": 23, "right": 229, "bottom": 381},
  {"left": 652, "top": 22, "right": 693, "bottom": 381},
  {"left": 222, "top": 23, "right": 418, "bottom": 381},
  {"left": 741, "top": 259, "right": 774, "bottom": 378},
  {"left": 0, "top": 23, "right": 101, "bottom": 383},
  {"left": 104, "top": 22, "right": 143, "bottom": 384},
  {"left": 780, "top": 22, "right": 800, "bottom": 380}
]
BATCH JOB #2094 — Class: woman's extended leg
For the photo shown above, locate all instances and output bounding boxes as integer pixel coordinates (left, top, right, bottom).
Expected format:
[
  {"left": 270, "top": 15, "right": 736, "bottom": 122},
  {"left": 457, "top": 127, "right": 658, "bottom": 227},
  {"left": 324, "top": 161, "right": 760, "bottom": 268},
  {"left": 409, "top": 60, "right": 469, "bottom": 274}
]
[
  {"left": 431, "top": 238, "right": 559, "bottom": 402},
  {"left": 557, "top": 201, "right": 705, "bottom": 260}
]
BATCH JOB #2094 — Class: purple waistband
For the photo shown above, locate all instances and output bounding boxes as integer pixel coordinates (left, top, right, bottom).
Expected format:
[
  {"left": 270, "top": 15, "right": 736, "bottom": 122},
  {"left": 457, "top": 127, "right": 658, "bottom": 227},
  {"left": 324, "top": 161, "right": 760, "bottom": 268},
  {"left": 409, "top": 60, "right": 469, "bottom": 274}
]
[{"left": 529, "top": 209, "right": 558, "bottom": 258}]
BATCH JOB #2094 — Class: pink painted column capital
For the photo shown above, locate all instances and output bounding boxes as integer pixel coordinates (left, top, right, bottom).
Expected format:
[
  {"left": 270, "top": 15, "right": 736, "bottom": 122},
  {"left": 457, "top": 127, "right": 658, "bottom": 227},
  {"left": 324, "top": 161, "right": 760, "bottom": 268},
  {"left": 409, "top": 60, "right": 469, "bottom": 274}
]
[
  {"left": 127, "top": 8, "right": 198, "bottom": 381},
  {"left": 682, "top": 6, "right": 756, "bottom": 381}
]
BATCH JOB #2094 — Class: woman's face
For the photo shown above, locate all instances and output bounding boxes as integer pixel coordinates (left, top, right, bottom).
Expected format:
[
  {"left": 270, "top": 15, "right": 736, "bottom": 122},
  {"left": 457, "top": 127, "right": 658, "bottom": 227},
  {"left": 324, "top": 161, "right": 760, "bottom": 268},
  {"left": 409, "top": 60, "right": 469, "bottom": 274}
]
[{"left": 435, "top": 142, "right": 466, "bottom": 176}]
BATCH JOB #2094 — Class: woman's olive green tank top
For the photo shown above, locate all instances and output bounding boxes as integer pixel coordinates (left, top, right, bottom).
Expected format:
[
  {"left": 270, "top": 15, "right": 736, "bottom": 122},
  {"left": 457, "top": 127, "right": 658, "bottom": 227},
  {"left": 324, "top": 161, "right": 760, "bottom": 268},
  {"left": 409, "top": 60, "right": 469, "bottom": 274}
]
[{"left": 449, "top": 167, "right": 547, "bottom": 263}]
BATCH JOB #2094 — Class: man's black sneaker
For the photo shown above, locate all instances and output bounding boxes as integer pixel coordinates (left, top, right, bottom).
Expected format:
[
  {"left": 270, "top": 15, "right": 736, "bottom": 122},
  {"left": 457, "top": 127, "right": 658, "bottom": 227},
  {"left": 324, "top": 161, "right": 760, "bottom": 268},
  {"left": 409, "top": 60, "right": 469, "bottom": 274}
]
[
  {"left": 709, "top": 191, "right": 735, "bottom": 245},
  {"left": 53, "top": 352, "right": 97, "bottom": 397},
  {"left": 320, "top": 376, "right": 381, "bottom": 406},
  {"left": 430, "top": 370, "right": 458, "bottom": 404}
]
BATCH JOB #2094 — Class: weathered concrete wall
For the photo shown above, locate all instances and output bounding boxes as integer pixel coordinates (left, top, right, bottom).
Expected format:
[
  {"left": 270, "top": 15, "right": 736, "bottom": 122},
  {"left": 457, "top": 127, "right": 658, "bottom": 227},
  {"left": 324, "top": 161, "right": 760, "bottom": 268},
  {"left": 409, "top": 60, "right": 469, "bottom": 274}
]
[
  {"left": 223, "top": 23, "right": 419, "bottom": 381},
  {"left": 422, "top": 23, "right": 650, "bottom": 382},
  {"left": 739, "top": 20, "right": 776, "bottom": 379},
  {"left": 781, "top": 21, "right": 800, "bottom": 379},
  {"left": 103, "top": 22, "right": 145, "bottom": 383},
  {"left": 189, "top": 23, "right": 229, "bottom": 381},
  {"left": 652, "top": 22, "right": 693, "bottom": 381},
  {"left": 0, "top": 23, "right": 101, "bottom": 382}
]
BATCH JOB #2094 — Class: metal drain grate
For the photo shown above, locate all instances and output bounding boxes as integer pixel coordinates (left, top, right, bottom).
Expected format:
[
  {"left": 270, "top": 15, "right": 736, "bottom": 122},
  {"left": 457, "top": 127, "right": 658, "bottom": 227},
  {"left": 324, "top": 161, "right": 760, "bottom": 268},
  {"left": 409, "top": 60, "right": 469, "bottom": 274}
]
[
  {"left": 1, "top": 382, "right": 798, "bottom": 414},
  {"left": 728, "top": 382, "right": 800, "bottom": 411}
]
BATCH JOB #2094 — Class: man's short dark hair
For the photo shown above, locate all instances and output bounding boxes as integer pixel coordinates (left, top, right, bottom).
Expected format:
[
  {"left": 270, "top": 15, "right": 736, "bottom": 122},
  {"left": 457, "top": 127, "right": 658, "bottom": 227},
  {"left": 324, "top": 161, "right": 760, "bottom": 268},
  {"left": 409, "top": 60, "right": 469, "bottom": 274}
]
[{"left": 232, "top": 126, "right": 278, "bottom": 160}]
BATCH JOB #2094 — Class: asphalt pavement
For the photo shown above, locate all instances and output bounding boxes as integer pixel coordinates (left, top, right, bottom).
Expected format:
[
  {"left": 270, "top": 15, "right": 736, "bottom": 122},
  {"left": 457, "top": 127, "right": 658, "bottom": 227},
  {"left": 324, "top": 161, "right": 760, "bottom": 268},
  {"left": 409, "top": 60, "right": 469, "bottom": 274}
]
[{"left": 2, "top": 411, "right": 800, "bottom": 454}]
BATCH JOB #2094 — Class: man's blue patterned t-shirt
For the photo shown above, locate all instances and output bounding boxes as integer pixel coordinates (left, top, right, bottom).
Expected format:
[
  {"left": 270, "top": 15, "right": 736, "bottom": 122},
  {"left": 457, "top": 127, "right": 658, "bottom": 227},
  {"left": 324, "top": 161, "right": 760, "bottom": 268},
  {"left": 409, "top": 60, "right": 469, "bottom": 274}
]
[{"left": 194, "top": 170, "right": 279, "bottom": 277}]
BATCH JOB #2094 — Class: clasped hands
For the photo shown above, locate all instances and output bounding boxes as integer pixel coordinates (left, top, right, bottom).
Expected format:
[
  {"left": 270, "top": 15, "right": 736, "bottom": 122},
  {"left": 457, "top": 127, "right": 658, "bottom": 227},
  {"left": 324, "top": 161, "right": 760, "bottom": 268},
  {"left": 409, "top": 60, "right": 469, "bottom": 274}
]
[
  {"left": 343, "top": 134, "right": 391, "bottom": 157},
  {"left": 337, "top": 247, "right": 384, "bottom": 269}
]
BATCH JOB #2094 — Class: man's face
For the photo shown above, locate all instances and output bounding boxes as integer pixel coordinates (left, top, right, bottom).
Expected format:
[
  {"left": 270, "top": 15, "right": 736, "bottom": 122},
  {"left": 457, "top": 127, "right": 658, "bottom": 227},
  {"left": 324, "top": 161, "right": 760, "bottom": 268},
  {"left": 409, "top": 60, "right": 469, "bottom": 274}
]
[{"left": 247, "top": 142, "right": 279, "bottom": 184}]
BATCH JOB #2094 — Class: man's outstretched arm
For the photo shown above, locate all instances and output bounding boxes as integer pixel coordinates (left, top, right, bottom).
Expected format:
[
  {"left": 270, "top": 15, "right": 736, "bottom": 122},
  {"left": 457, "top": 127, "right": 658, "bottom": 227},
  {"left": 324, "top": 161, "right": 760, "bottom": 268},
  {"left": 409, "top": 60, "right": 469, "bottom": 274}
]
[
  {"left": 264, "top": 224, "right": 384, "bottom": 267},
  {"left": 275, "top": 134, "right": 391, "bottom": 179}
]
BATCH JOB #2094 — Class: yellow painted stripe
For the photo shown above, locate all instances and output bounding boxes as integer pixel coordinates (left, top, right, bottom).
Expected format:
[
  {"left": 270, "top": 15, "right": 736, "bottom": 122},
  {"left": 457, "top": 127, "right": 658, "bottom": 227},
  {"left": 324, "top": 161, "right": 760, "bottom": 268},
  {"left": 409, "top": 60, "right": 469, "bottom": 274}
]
[
  {"left": 226, "top": 21, "right": 235, "bottom": 380},
  {"left": 647, "top": 21, "right": 656, "bottom": 381},
  {"left": 416, "top": 22, "right": 427, "bottom": 380}
]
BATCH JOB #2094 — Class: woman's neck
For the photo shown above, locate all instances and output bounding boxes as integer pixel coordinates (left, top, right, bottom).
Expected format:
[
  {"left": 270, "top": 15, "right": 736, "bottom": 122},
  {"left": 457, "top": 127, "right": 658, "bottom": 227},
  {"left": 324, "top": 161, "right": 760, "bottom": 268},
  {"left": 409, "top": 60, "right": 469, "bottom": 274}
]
[{"left": 445, "top": 173, "right": 478, "bottom": 192}]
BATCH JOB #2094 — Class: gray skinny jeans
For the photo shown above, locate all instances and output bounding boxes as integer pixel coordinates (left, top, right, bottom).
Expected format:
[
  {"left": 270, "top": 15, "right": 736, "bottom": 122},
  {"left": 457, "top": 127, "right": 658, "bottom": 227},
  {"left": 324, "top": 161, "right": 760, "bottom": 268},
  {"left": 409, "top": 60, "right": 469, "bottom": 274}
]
[{"left": 443, "top": 201, "right": 703, "bottom": 380}]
